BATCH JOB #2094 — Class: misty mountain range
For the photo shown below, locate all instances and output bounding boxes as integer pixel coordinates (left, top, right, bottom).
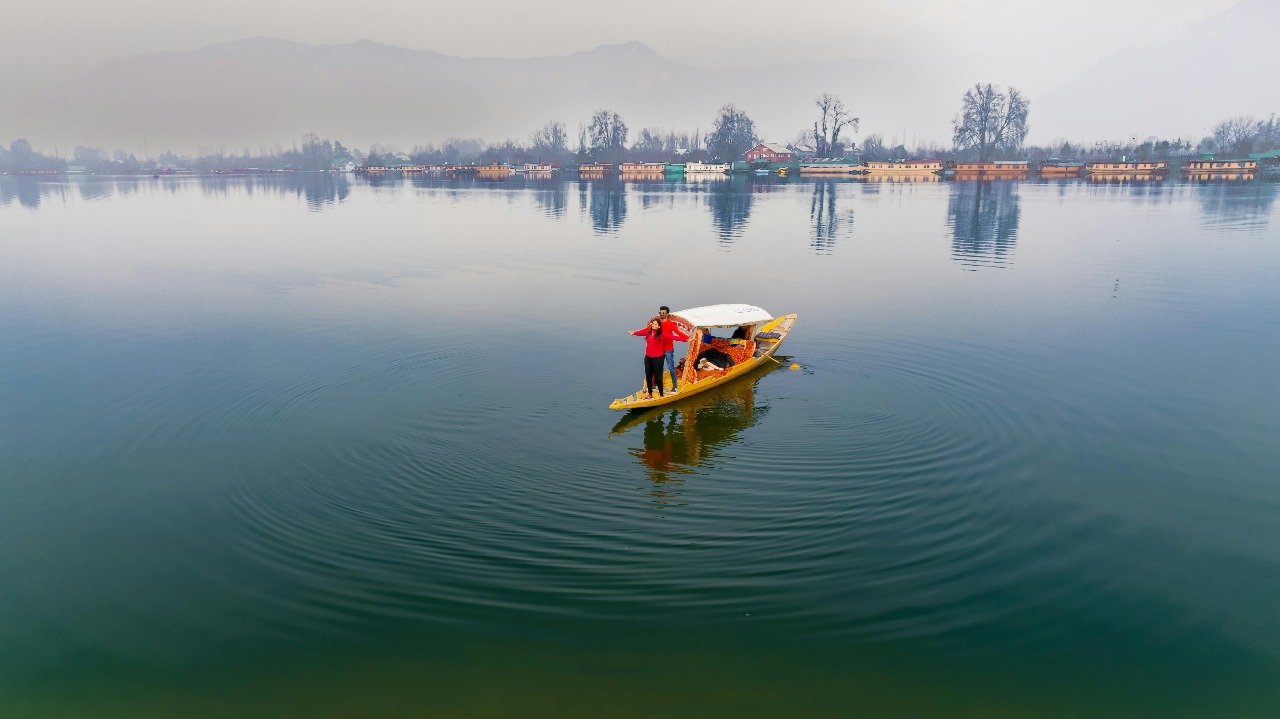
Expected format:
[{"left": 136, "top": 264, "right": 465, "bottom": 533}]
[
  {"left": 1035, "top": 0, "right": 1279, "bottom": 142},
  {"left": 4, "top": 0, "right": 1275, "bottom": 154}
]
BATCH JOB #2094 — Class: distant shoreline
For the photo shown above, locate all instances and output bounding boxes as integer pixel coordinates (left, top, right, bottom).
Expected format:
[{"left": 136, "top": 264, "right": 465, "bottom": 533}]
[{"left": 4, "top": 158, "right": 1275, "bottom": 182}]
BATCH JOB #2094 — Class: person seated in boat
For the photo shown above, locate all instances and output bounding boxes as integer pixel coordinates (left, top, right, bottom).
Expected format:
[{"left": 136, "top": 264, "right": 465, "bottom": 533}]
[
  {"left": 731, "top": 325, "right": 748, "bottom": 340},
  {"left": 702, "top": 329, "right": 737, "bottom": 347},
  {"left": 695, "top": 346, "right": 734, "bottom": 372}
]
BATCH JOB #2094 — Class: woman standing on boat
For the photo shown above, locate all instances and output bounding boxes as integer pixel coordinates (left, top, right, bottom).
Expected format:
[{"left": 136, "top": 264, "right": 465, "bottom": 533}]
[{"left": 630, "top": 319, "right": 666, "bottom": 398}]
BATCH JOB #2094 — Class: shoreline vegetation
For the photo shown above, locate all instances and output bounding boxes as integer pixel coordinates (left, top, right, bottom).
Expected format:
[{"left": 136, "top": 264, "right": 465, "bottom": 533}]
[{"left": 3, "top": 89, "right": 1278, "bottom": 178}]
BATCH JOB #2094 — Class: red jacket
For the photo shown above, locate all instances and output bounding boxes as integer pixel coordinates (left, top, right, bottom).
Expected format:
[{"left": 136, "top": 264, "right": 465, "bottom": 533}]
[
  {"left": 658, "top": 319, "right": 689, "bottom": 351},
  {"left": 631, "top": 328, "right": 666, "bottom": 357}
]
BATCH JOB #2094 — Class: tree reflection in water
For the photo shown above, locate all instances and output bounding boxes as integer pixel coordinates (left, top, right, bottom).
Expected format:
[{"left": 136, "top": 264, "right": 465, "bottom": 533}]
[
  {"left": 531, "top": 180, "right": 568, "bottom": 219},
  {"left": 585, "top": 179, "right": 627, "bottom": 234},
  {"left": 196, "top": 174, "right": 352, "bottom": 209},
  {"left": 3, "top": 174, "right": 357, "bottom": 210},
  {"left": 296, "top": 173, "right": 350, "bottom": 210},
  {"left": 75, "top": 178, "right": 114, "bottom": 203},
  {"left": 363, "top": 172, "right": 403, "bottom": 191},
  {"left": 946, "top": 180, "right": 1021, "bottom": 269},
  {"left": 613, "top": 363, "right": 779, "bottom": 506},
  {"left": 706, "top": 176, "right": 753, "bottom": 246},
  {"left": 809, "top": 180, "right": 852, "bottom": 254},
  {"left": 1194, "top": 179, "right": 1277, "bottom": 229},
  {"left": 0, "top": 177, "right": 64, "bottom": 209}
]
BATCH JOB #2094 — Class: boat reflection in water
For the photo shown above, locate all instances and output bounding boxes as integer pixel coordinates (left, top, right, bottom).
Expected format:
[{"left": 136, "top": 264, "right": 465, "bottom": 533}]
[
  {"left": 1185, "top": 172, "right": 1256, "bottom": 182},
  {"left": 862, "top": 172, "right": 941, "bottom": 183},
  {"left": 612, "top": 362, "right": 781, "bottom": 505},
  {"left": 1085, "top": 173, "right": 1166, "bottom": 183}
]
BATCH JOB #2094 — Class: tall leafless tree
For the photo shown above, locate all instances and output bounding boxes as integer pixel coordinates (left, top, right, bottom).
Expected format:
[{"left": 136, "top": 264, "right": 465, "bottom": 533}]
[
  {"left": 529, "top": 121, "right": 567, "bottom": 160},
  {"left": 811, "top": 92, "right": 859, "bottom": 157},
  {"left": 952, "top": 83, "right": 1030, "bottom": 161},
  {"left": 859, "top": 133, "right": 888, "bottom": 161},
  {"left": 1212, "top": 115, "right": 1259, "bottom": 154},
  {"left": 1255, "top": 114, "right": 1279, "bottom": 149},
  {"left": 631, "top": 128, "right": 666, "bottom": 161},
  {"left": 576, "top": 123, "right": 589, "bottom": 160}
]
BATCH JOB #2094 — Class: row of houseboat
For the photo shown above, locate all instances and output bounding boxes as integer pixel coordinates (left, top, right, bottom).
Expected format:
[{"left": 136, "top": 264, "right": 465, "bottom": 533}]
[
  {"left": 358, "top": 158, "right": 1267, "bottom": 181},
  {"left": 358, "top": 161, "right": 734, "bottom": 177},
  {"left": 860, "top": 159, "right": 1264, "bottom": 179},
  {"left": 358, "top": 141, "right": 1276, "bottom": 181}
]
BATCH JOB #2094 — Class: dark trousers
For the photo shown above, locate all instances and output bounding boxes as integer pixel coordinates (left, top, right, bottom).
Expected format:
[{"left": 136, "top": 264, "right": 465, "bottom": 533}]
[{"left": 643, "top": 355, "right": 665, "bottom": 395}]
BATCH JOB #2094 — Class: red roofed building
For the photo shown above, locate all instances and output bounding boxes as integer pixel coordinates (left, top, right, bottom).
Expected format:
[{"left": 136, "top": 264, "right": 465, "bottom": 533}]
[{"left": 744, "top": 143, "right": 793, "bottom": 163}]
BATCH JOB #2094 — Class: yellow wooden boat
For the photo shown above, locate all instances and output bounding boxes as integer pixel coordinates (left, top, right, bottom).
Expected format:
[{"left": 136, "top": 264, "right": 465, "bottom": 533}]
[
  {"left": 609, "top": 360, "right": 780, "bottom": 435},
  {"left": 610, "top": 304, "right": 797, "bottom": 411}
]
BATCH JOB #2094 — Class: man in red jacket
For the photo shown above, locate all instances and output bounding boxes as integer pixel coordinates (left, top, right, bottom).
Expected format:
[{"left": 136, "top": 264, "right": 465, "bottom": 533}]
[{"left": 656, "top": 306, "right": 690, "bottom": 392}]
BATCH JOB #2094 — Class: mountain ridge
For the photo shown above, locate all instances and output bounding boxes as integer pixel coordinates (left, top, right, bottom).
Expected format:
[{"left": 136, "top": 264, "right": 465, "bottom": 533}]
[
  {"left": 1035, "top": 0, "right": 1278, "bottom": 141},
  {"left": 6, "top": 2, "right": 1273, "bottom": 155},
  {"left": 4, "top": 37, "right": 970, "bottom": 153}
]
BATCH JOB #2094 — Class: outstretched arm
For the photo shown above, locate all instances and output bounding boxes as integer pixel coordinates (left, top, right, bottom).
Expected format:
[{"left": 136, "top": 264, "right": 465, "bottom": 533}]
[{"left": 630, "top": 329, "right": 648, "bottom": 336}]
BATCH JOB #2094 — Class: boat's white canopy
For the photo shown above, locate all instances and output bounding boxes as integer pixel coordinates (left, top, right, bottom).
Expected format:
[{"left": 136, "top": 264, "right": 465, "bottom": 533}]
[{"left": 673, "top": 304, "right": 773, "bottom": 329}]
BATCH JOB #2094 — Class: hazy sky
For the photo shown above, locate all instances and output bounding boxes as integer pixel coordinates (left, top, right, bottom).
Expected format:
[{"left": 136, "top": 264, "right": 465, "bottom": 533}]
[{"left": 1, "top": 0, "right": 1233, "bottom": 96}]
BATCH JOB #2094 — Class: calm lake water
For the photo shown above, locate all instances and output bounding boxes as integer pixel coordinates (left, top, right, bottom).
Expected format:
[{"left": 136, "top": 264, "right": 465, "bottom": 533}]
[{"left": 1, "top": 174, "right": 1278, "bottom": 717}]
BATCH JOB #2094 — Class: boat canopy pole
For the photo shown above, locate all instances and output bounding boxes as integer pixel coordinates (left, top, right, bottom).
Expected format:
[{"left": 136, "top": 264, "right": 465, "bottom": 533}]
[{"left": 681, "top": 331, "right": 701, "bottom": 387}]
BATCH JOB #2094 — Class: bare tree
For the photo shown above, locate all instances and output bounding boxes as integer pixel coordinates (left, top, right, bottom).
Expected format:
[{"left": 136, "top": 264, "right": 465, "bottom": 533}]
[
  {"left": 576, "top": 123, "right": 588, "bottom": 160},
  {"left": 860, "top": 134, "right": 888, "bottom": 161},
  {"left": 442, "top": 138, "right": 483, "bottom": 164},
  {"left": 658, "top": 129, "right": 701, "bottom": 158},
  {"left": 5, "top": 138, "right": 57, "bottom": 171},
  {"left": 1255, "top": 114, "right": 1279, "bottom": 150},
  {"left": 788, "top": 131, "right": 815, "bottom": 154},
  {"left": 676, "top": 128, "right": 706, "bottom": 160},
  {"left": 661, "top": 131, "right": 682, "bottom": 157},
  {"left": 631, "top": 128, "right": 665, "bottom": 161},
  {"left": 811, "top": 92, "right": 859, "bottom": 156},
  {"left": 952, "top": 83, "right": 1030, "bottom": 161},
  {"left": 1212, "top": 116, "right": 1259, "bottom": 154},
  {"left": 299, "top": 133, "right": 334, "bottom": 171},
  {"left": 529, "top": 121, "right": 568, "bottom": 161},
  {"left": 478, "top": 139, "right": 529, "bottom": 164}
]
